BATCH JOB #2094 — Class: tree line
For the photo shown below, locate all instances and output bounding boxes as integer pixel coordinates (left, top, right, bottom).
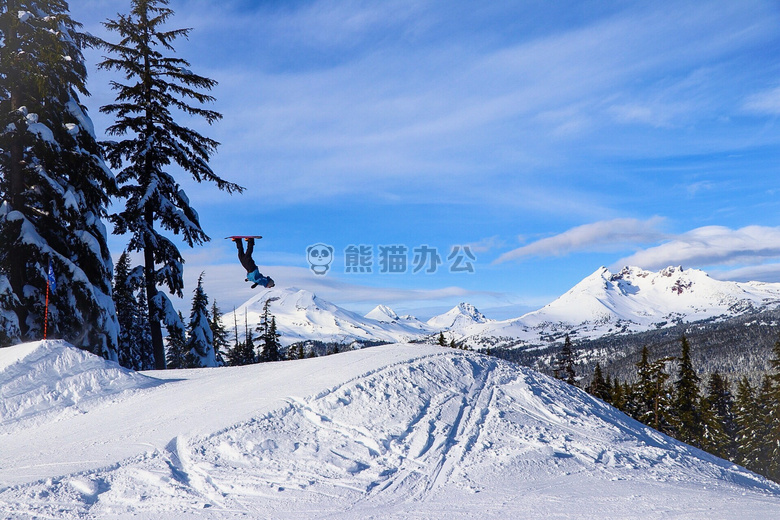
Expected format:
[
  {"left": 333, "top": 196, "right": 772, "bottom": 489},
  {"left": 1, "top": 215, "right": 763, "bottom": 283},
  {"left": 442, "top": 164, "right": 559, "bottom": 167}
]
[
  {"left": 0, "top": 0, "right": 240, "bottom": 369},
  {"left": 554, "top": 333, "right": 780, "bottom": 484}
]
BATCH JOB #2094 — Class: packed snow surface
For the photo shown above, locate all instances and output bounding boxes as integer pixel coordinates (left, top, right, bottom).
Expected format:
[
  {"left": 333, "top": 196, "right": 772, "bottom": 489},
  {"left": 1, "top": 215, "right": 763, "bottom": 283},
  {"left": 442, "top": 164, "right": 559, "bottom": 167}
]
[{"left": 1, "top": 341, "right": 779, "bottom": 519}]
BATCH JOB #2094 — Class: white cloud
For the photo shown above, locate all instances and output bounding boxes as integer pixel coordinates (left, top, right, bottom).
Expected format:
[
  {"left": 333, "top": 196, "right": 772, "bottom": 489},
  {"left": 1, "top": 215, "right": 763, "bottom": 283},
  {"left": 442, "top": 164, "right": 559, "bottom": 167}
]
[
  {"left": 709, "top": 263, "right": 780, "bottom": 283},
  {"left": 743, "top": 86, "right": 780, "bottom": 116},
  {"left": 615, "top": 225, "right": 780, "bottom": 271},
  {"left": 494, "top": 217, "right": 666, "bottom": 264}
]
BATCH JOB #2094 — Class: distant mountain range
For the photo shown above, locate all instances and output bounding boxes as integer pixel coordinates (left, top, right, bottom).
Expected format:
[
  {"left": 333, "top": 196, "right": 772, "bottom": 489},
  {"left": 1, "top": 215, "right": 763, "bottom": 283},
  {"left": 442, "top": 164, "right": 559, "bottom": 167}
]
[{"left": 226, "top": 266, "right": 780, "bottom": 349}]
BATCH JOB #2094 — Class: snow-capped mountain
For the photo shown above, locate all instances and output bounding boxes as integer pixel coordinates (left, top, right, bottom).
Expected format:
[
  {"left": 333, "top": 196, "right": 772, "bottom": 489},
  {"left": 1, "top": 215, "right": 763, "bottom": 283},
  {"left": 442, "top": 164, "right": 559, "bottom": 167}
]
[
  {"left": 226, "top": 288, "right": 435, "bottom": 346},
  {"left": 227, "top": 266, "right": 780, "bottom": 350},
  {"left": 463, "top": 265, "right": 780, "bottom": 346},
  {"left": 364, "top": 304, "right": 432, "bottom": 332},
  {"left": 426, "top": 302, "right": 492, "bottom": 333}
]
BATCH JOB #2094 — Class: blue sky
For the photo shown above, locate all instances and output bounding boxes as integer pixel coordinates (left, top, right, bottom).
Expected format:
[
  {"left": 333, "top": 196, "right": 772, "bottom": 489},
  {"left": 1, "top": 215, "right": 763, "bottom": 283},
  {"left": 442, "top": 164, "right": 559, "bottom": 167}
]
[{"left": 70, "top": 0, "right": 780, "bottom": 319}]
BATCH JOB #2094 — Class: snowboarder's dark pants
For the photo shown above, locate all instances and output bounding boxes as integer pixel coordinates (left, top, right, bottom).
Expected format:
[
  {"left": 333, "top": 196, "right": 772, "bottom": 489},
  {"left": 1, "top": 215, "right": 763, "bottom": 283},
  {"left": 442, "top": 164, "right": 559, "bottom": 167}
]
[{"left": 235, "top": 238, "right": 258, "bottom": 273}]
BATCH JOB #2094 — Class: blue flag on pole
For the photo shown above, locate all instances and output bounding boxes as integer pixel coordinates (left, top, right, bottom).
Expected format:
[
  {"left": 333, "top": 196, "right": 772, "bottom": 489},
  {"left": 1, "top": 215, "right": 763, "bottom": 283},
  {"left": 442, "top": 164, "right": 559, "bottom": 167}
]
[{"left": 48, "top": 260, "right": 56, "bottom": 292}]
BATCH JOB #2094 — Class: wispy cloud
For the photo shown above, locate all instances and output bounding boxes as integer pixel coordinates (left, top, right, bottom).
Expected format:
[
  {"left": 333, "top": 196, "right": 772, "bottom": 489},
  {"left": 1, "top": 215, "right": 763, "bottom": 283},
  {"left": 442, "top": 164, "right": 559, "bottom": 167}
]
[
  {"left": 709, "top": 263, "right": 780, "bottom": 283},
  {"left": 743, "top": 85, "right": 780, "bottom": 116},
  {"left": 615, "top": 225, "right": 780, "bottom": 271},
  {"left": 151, "top": 0, "right": 780, "bottom": 209},
  {"left": 494, "top": 217, "right": 666, "bottom": 264}
]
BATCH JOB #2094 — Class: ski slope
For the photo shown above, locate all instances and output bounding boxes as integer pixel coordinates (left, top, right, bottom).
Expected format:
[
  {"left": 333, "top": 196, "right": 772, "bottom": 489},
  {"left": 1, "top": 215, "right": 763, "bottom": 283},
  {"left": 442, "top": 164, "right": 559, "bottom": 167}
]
[{"left": 1, "top": 341, "right": 779, "bottom": 519}]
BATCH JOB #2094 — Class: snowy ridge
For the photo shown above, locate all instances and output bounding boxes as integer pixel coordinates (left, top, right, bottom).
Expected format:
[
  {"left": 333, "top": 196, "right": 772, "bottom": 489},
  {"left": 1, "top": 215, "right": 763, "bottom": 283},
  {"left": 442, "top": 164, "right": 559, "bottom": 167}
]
[
  {"left": 426, "top": 302, "right": 492, "bottom": 333},
  {"left": 1, "top": 341, "right": 778, "bottom": 518},
  {"left": 463, "top": 265, "right": 780, "bottom": 345},
  {"left": 228, "top": 267, "right": 780, "bottom": 349},
  {"left": 226, "top": 287, "right": 435, "bottom": 346}
]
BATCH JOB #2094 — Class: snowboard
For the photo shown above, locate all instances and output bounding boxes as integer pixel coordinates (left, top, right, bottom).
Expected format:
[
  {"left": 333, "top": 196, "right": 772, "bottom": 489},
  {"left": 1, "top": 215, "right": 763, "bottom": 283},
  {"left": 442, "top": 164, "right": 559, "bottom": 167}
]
[{"left": 225, "top": 235, "right": 263, "bottom": 240}]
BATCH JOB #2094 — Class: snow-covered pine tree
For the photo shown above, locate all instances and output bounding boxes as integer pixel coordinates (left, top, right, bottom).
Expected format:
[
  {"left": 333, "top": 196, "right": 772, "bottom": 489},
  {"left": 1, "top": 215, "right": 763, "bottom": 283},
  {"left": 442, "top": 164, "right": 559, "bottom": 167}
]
[
  {"left": 209, "top": 300, "right": 228, "bottom": 366},
  {"left": 625, "top": 347, "right": 653, "bottom": 420},
  {"left": 700, "top": 372, "right": 737, "bottom": 461},
  {"left": 734, "top": 376, "right": 757, "bottom": 467},
  {"left": 609, "top": 376, "right": 625, "bottom": 410},
  {"left": 115, "top": 251, "right": 139, "bottom": 368},
  {"left": 742, "top": 377, "right": 773, "bottom": 477},
  {"left": 765, "top": 337, "right": 780, "bottom": 481},
  {"left": 98, "top": 0, "right": 242, "bottom": 369},
  {"left": 114, "top": 250, "right": 154, "bottom": 370},
  {"left": 183, "top": 273, "right": 214, "bottom": 368},
  {"left": 0, "top": 275, "right": 19, "bottom": 346},
  {"left": 672, "top": 335, "right": 704, "bottom": 448},
  {"left": 588, "top": 362, "right": 610, "bottom": 401},
  {"left": 226, "top": 338, "right": 254, "bottom": 366},
  {"left": 165, "top": 310, "right": 187, "bottom": 369},
  {"left": 261, "top": 317, "right": 281, "bottom": 362},
  {"left": 244, "top": 321, "right": 257, "bottom": 364},
  {"left": 257, "top": 299, "right": 280, "bottom": 362},
  {"left": 0, "top": 1, "right": 118, "bottom": 356},
  {"left": 554, "top": 334, "right": 577, "bottom": 386},
  {"left": 134, "top": 283, "right": 154, "bottom": 369}
]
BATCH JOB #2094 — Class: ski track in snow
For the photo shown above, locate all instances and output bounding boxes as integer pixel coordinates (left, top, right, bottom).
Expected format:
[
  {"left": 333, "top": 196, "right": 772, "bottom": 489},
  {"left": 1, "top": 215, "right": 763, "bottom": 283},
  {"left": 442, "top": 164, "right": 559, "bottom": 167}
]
[{"left": 1, "top": 342, "right": 779, "bottom": 519}]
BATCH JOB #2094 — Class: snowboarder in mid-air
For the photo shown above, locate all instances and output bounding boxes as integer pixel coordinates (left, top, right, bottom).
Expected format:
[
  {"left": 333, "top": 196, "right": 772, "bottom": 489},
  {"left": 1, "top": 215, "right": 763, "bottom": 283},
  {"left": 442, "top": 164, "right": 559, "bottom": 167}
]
[{"left": 233, "top": 237, "right": 275, "bottom": 289}]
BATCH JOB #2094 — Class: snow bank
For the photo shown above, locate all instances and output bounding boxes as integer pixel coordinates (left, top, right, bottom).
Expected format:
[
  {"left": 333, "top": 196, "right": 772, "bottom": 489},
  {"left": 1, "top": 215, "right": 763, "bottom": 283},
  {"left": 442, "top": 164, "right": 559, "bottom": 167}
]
[
  {"left": 0, "top": 343, "right": 778, "bottom": 518},
  {"left": 0, "top": 340, "right": 159, "bottom": 430}
]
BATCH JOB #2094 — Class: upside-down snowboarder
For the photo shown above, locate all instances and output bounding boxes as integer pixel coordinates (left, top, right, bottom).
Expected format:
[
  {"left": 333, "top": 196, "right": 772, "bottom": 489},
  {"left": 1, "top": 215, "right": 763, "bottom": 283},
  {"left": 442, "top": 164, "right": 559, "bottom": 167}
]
[{"left": 233, "top": 237, "right": 275, "bottom": 289}]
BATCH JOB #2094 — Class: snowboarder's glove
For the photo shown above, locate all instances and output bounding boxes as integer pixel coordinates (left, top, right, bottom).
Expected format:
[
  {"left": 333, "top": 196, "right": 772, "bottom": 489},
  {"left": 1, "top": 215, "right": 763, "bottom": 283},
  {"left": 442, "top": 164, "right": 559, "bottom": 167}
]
[{"left": 251, "top": 283, "right": 259, "bottom": 289}]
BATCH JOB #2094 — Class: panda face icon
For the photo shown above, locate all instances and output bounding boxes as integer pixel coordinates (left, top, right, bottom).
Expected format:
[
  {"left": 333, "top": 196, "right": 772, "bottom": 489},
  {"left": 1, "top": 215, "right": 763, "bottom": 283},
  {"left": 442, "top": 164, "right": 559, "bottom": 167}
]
[{"left": 307, "top": 243, "right": 334, "bottom": 275}]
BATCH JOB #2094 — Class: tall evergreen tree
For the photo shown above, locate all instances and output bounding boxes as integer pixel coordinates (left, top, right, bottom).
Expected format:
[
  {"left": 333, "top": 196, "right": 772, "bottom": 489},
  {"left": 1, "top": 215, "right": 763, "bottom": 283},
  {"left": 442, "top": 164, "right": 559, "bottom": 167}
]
[
  {"left": 742, "top": 377, "right": 774, "bottom": 476},
  {"left": 134, "top": 283, "right": 154, "bottom": 369},
  {"left": 244, "top": 322, "right": 256, "bottom": 363},
  {"left": 630, "top": 346, "right": 674, "bottom": 433},
  {"left": 588, "top": 362, "right": 610, "bottom": 401},
  {"left": 114, "top": 250, "right": 154, "bottom": 370},
  {"left": 0, "top": 1, "right": 118, "bottom": 356},
  {"left": 701, "top": 372, "right": 737, "bottom": 461},
  {"left": 733, "top": 376, "right": 757, "bottom": 467},
  {"left": 554, "top": 334, "right": 577, "bottom": 386},
  {"left": 765, "top": 337, "right": 780, "bottom": 481},
  {"left": 98, "top": 0, "right": 242, "bottom": 369},
  {"left": 183, "top": 273, "right": 214, "bottom": 368},
  {"left": 261, "top": 317, "right": 281, "bottom": 362},
  {"left": 610, "top": 376, "right": 625, "bottom": 410},
  {"left": 209, "top": 300, "right": 228, "bottom": 366},
  {"left": 672, "top": 335, "right": 704, "bottom": 448},
  {"left": 165, "top": 310, "right": 187, "bottom": 369},
  {"left": 257, "top": 299, "right": 280, "bottom": 362}
]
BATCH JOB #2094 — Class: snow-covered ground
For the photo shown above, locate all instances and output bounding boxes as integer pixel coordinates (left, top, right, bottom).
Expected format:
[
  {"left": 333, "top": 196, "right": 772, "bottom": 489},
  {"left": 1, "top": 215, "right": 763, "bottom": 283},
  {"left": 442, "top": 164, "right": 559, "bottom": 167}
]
[{"left": 2, "top": 340, "right": 779, "bottom": 519}]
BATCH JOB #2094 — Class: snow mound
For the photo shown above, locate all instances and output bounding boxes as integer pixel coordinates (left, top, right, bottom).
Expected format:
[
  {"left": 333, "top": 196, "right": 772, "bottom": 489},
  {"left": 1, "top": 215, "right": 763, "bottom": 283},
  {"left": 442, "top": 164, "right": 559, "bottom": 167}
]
[
  {"left": 2, "top": 345, "right": 778, "bottom": 518},
  {"left": 0, "top": 340, "right": 159, "bottom": 430}
]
